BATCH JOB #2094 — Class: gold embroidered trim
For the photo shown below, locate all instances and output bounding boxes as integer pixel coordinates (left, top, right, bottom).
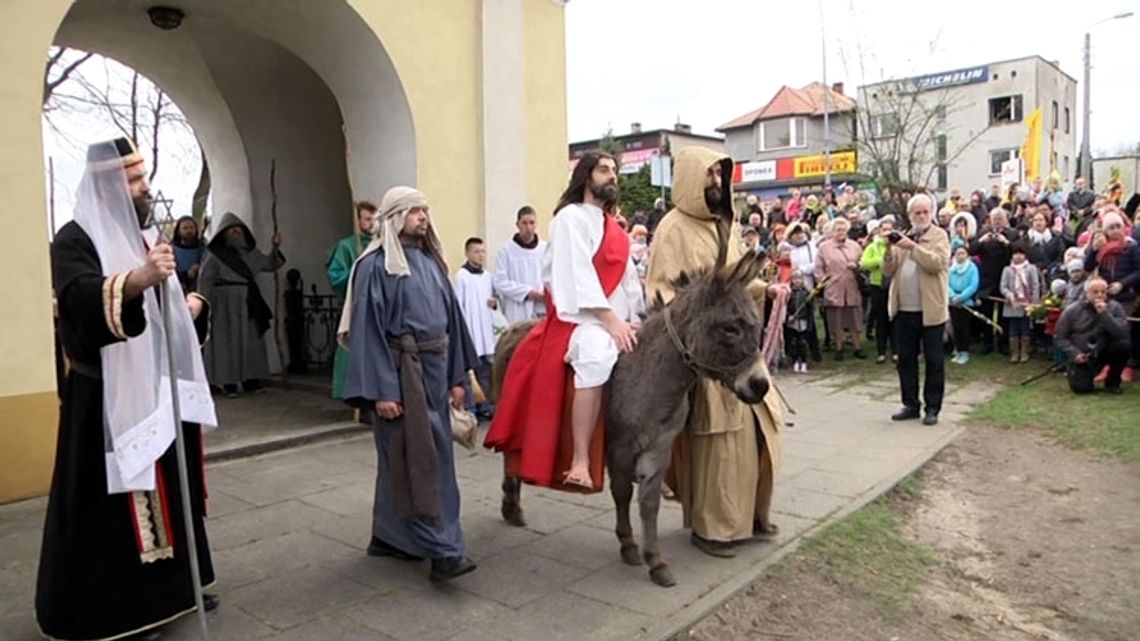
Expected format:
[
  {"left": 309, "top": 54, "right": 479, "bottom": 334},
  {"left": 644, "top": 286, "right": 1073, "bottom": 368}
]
[
  {"left": 102, "top": 272, "right": 129, "bottom": 339},
  {"left": 148, "top": 489, "right": 174, "bottom": 555}
]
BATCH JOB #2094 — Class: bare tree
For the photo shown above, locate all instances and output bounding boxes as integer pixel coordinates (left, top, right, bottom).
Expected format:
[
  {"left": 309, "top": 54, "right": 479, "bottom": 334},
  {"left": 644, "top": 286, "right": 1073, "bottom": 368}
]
[
  {"left": 850, "top": 82, "right": 991, "bottom": 191},
  {"left": 43, "top": 47, "right": 94, "bottom": 106}
]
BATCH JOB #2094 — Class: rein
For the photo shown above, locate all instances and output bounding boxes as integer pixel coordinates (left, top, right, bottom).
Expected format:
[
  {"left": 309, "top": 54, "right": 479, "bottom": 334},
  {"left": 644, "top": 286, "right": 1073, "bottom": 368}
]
[{"left": 662, "top": 305, "right": 757, "bottom": 378}]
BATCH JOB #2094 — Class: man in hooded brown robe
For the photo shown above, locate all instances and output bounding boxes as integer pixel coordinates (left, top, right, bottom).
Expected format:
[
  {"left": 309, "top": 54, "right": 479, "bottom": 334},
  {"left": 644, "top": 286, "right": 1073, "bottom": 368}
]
[{"left": 646, "top": 147, "right": 785, "bottom": 557}]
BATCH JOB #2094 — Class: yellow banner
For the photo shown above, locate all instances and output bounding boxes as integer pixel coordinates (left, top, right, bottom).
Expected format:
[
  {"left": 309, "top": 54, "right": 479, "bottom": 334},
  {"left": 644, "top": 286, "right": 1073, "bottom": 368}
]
[
  {"left": 793, "top": 151, "right": 857, "bottom": 178},
  {"left": 1020, "top": 108, "right": 1042, "bottom": 183}
]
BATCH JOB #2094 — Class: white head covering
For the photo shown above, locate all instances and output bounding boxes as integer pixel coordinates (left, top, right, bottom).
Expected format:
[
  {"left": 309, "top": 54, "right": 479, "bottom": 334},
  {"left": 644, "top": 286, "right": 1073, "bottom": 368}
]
[
  {"left": 75, "top": 141, "right": 217, "bottom": 494},
  {"left": 336, "top": 186, "right": 444, "bottom": 347}
]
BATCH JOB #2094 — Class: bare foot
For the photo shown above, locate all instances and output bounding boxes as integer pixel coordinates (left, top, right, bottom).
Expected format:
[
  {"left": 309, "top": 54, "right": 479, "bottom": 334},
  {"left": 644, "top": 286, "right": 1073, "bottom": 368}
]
[
  {"left": 661, "top": 481, "right": 675, "bottom": 500},
  {"left": 563, "top": 464, "right": 593, "bottom": 489}
]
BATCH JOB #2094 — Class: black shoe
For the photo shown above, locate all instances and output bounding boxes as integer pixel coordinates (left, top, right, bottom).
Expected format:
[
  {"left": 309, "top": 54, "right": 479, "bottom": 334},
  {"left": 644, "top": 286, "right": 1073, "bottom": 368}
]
[
  {"left": 1104, "top": 386, "right": 1124, "bottom": 395},
  {"left": 833, "top": 351, "right": 845, "bottom": 362},
  {"left": 202, "top": 593, "right": 220, "bottom": 612},
  {"left": 127, "top": 629, "right": 163, "bottom": 641},
  {"left": 430, "top": 556, "right": 477, "bottom": 581},
  {"left": 367, "top": 537, "right": 424, "bottom": 561},
  {"left": 222, "top": 384, "right": 239, "bottom": 399},
  {"left": 891, "top": 407, "right": 921, "bottom": 421},
  {"left": 853, "top": 349, "right": 867, "bottom": 360},
  {"left": 691, "top": 533, "right": 737, "bottom": 558},
  {"left": 922, "top": 411, "right": 939, "bottom": 426},
  {"left": 811, "top": 351, "right": 823, "bottom": 363}
]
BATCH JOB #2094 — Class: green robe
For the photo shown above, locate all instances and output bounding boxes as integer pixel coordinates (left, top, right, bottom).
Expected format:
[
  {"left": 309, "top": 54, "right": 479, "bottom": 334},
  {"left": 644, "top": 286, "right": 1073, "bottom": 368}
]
[{"left": 327, "top": 233, "right": 370, "bottom": 398}]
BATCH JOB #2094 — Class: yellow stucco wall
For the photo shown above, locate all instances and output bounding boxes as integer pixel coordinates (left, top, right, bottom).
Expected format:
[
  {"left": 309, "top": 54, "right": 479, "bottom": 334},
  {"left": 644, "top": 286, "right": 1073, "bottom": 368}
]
[
  {"left": 0, "top": 0, "right": 567, "bottom": 503},
  {"left": 0, "top": 0, "right": 70, "bottom": 504},
  {"left": 524, "top": 0, "right": 570, "bottom": 226}
]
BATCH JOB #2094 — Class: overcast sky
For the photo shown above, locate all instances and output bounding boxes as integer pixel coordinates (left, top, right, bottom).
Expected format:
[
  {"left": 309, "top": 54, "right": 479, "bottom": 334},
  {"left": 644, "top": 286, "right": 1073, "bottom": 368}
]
[{"left": 565, "top": 0, "right": 1139, "bottom": 152}]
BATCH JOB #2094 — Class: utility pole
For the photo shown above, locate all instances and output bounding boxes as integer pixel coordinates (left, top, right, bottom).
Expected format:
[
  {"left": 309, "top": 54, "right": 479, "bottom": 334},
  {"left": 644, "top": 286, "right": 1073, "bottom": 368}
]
[
  {"left": 1079, "top": 12, "right": 1133, "bottom": 190},
  {"left": 1079, "top": 31, "right": 1092, "bottom": 188},
  {"left": 819, "top": 0, "right": 831, "bottom": 190}
]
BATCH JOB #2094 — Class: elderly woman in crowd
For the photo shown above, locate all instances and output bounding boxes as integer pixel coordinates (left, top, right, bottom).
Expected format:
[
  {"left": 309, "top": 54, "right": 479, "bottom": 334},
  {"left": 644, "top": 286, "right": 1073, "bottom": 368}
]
[
  {"left": 815, "top": 217, "right": 866, "bottom": 360},
  {"left": 1083, "top": 210, "right": 1140, "bottom": 381},
  {"left": 1026, "top": 209, "right": 1065, "bottom": 276}
]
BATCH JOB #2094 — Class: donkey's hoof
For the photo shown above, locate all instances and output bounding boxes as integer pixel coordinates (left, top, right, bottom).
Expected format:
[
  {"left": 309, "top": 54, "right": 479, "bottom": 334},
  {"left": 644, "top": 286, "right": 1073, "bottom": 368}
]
[
  {"left": 649, "top": 565, "right": 676, "bottom": 587},
  {"left": 619, "top": 544, "right": 642, "bottom": 566},
  {"left": 500, "top": 504, "right": 526, "bottom": 527}
]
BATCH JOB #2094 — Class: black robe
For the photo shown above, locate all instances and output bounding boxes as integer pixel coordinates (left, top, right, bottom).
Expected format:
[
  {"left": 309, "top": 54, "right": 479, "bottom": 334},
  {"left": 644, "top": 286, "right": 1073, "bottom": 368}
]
[{"left": 37, "top": 221, "right": 214, "bottom": 641}]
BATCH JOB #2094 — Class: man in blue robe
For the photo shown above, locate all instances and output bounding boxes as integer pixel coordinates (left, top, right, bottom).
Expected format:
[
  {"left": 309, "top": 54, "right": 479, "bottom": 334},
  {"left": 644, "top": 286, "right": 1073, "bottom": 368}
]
[{"left": 339, "top": 186, "right": 478, "bottom": 581}]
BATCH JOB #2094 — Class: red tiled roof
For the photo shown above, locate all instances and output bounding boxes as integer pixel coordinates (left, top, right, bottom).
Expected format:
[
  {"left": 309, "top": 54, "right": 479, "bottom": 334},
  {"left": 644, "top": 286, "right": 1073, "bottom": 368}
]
[{"left": 717, "top": 82, "right": 855, "bottom": 131}]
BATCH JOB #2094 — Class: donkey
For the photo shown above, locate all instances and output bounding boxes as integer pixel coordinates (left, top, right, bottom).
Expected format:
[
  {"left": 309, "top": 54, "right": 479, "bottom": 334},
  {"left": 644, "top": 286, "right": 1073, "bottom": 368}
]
[{"left": 490, "top": 233, "right": 772, "bottom": 587}]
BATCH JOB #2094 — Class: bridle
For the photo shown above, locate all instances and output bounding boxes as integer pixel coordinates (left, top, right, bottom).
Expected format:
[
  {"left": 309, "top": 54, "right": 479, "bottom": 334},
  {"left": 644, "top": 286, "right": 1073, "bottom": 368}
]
[{"left": 662, "top": 305, "right": 759, "bottom": 379}]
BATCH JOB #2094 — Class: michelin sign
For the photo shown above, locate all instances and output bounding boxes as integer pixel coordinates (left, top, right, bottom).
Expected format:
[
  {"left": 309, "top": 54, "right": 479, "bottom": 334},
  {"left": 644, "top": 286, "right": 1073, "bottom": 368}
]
[{"left": 897, "top": 65, "right": 989, "bottom": 94}]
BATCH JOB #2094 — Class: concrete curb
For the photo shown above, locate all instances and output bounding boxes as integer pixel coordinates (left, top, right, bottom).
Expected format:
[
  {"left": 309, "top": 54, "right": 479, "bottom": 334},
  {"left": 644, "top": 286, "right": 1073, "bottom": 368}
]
[
  {"left": 206, "top": 422, "right": 368, "bottom": 463},
  {"left": 642, "top": 423, "right": 968, "bottom": 641}
]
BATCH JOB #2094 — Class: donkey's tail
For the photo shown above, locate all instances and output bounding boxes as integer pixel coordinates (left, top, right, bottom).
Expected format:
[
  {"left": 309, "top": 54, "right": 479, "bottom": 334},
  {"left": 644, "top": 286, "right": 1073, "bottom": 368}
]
[{"left": 490, "top": 319, "right": 539, "bottom": 402}]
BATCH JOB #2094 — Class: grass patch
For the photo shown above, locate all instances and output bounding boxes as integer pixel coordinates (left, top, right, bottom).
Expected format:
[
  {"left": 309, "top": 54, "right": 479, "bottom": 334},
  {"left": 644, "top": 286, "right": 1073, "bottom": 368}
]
[
  {"left": 970, "top": 373, "right": 1140, "bottom": 460},
  {"left": 797, "top": 482, "right": 935, "bottom": 615},
  {"left": 808, "top": 346, "right": 1140, "bottom": 460}
]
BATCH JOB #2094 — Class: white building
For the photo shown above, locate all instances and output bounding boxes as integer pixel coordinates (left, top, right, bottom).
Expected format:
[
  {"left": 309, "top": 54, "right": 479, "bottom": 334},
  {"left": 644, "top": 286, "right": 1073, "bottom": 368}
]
[{"left": 857, "top": 56, "right": 1077, "bottom": 195}]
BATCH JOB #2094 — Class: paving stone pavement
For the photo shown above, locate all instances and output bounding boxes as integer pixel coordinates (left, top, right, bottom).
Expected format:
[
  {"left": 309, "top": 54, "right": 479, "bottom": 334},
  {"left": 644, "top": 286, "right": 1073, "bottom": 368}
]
[{"left": 0, "top": 377, "right": 990, "bottom": 641}]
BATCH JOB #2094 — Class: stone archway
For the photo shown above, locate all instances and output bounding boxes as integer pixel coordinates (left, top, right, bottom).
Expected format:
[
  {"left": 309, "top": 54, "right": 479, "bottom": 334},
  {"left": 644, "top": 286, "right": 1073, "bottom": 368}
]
[{"left": 52, "top": 0, "right": 416, "bottom": 303}]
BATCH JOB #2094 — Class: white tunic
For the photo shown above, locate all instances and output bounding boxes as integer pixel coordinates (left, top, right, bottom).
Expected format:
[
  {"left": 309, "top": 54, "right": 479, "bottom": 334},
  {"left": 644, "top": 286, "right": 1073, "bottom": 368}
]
[
  {"left": 493, "top": 237, "right": 548, "bottom": 323},
  {"left": 546, "top": 203, "right": 644, "bottom": 388},
  {"left": 454, "top": 266, "right": 497, "bottom": 358}
]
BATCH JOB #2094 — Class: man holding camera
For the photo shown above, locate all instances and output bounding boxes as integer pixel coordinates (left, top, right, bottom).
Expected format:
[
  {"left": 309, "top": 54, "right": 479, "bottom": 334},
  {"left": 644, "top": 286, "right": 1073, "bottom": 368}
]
[
  {"left": 1054, "top": 277, "right": 1131, "bottom": 394},
  {"left": 883, "top": 194, "right": 951, "bottom": 425}
]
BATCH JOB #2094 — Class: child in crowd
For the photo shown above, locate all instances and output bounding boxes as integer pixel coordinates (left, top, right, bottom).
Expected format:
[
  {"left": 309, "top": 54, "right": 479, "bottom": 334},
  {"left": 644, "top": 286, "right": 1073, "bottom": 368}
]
[
  {"left": 1063, "top": 258, "right": 1087, "bottom": 307},
  {"left": 1043, "top": 279, "right": 1069, "bottom": 367},
  {"left": 1000, "top": 243, "right": 1041, "bottom": 364},
  {"left": 775, "top": 241, "right": 794, "bottom": 284},
  {"left": 785, "top": 270, "right": 814, "bottom": 373}
]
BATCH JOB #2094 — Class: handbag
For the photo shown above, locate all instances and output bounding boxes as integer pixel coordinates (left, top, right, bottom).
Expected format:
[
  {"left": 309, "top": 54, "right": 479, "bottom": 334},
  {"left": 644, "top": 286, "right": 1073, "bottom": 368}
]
[{"left": 450, "top": 404, "right": 478, "bottom": 449}]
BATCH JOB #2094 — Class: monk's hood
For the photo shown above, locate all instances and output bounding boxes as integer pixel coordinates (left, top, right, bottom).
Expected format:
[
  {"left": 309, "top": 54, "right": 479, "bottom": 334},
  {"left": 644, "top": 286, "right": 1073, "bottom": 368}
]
[{"left": 672, "top": 147, "right": 734, "bottom": 223}]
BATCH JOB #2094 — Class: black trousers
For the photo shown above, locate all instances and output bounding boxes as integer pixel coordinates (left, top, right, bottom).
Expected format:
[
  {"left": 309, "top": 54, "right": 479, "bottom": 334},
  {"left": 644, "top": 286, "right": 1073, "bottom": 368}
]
[
  {"left": 894, "top": 312, "right": 945, "bottom": 413},
  {"left": 949, "top": 306, "right": 973, "bottom": 352},
  {"left": 869, "top": 285, "right": 893, "bottom": 356}
]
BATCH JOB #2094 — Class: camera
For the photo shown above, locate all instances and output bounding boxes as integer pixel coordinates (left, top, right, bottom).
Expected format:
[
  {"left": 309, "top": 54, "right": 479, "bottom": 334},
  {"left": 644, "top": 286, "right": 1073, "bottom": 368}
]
[{"left": 887, "top": 231, "right": 903, "bottom": 244}]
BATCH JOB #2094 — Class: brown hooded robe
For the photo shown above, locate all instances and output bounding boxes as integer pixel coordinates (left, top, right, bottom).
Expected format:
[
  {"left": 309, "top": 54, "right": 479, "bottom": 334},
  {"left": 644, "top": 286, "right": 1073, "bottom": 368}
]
[{"left": 645, "top": 147, "right": 785, "bottom": 542}]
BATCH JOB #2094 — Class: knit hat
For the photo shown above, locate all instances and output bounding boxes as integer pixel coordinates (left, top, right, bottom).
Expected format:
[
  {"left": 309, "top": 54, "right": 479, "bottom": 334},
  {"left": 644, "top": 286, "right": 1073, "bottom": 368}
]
[
  {"left": 1050, "top": 279, "right": 1068, "bottom": 297},
  {"left": 1066, "top": 259, "right": 1085, "bottom": 275}
]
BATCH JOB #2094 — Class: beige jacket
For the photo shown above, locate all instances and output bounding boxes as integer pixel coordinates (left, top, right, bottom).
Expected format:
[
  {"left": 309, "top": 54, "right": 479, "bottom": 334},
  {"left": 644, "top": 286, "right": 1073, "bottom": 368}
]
[
  {"left": 882, "top": 224, "right": 951, "bottom": 326},
  {"left": 644, "top": 148, "right": 783, "bottom": 463}
]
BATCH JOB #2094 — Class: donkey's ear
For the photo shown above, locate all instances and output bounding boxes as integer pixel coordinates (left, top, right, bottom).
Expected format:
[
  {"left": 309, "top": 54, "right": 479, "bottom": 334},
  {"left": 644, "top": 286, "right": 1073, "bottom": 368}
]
[
  {"left": 727, "top": 251, "right": 759, "bottom": 283},
  {"left": 741, "top": 253, "right": 769, "bottom": 284},
  {"left": 675, "top": 270, "right": 691, "bottom": 289}
]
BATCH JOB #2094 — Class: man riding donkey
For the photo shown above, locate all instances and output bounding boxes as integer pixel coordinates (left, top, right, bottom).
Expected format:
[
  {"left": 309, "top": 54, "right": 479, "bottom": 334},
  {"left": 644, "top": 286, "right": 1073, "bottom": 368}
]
[
  {"left": 485, "top": 151, "right": 644, "bottom": 498},
  {"left": 645, "top": 148, "right": 787, "bottom": 558}
]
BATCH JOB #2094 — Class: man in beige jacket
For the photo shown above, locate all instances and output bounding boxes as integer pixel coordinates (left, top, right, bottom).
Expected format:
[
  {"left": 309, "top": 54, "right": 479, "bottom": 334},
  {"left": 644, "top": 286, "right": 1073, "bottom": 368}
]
[
  {"left": 882, "top": 193, "right": 951, "bottom": 425},
  {"left": 646, "top": 148, "right": 786, "bottom": 557}
]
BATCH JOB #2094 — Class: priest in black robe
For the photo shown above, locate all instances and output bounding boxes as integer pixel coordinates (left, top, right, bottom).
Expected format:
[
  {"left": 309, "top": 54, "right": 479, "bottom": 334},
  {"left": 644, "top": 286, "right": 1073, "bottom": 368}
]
[{"left": 37, "top": 138, "right": 220, "bottom": 641}]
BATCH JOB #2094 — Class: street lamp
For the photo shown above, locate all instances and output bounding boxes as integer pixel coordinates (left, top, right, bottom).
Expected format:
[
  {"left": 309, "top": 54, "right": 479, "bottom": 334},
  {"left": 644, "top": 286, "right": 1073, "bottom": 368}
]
[{"left": 1079, "top": 11, "right": 1132, "bottom": 189}]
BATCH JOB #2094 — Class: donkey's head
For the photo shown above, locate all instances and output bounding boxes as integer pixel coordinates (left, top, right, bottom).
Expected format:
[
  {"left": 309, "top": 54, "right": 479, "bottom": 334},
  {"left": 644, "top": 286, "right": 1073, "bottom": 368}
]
[{"left": 663, "top": 245, "right": 771, "bottom": 405}]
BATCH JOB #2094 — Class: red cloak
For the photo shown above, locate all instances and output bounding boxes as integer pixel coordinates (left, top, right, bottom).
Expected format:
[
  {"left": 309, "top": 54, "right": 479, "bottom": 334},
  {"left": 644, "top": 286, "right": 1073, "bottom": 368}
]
[{"left": 484, "top": 212, "right": 630, "bottom": 493}]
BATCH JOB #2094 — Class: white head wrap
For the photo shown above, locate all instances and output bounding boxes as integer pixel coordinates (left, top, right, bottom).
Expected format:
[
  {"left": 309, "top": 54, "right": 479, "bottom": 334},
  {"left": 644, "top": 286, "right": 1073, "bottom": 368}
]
[
  {"left": 336, "top": 186, "right": 444, "bottom": 347},
  {"left": 75, "top": 141, "right": 217, "bottom": 494}
]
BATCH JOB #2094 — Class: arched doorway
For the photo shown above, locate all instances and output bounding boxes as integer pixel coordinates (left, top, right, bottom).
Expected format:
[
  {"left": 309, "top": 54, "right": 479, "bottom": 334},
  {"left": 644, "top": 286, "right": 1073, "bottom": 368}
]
[{"left": 46, "top": 0, "right": 419, "bottom": 449}]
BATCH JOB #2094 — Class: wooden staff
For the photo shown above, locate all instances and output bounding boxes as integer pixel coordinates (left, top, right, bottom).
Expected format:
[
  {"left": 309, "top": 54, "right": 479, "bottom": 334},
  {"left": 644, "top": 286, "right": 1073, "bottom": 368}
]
[
  {"left": 270, "top": 159, "right": 289, "bottom": 388},
  {"left": 49, "top": 157, "right": 57, "bottom": 238},
  {"left": 342, "top": 125, "right": 363, "bottom": 254},
  {"left": 956, "top": 302, "right": 1004, "bottom": 334},
  {"left": 790, "top": 274, "right": 833, "bottom": 320}
]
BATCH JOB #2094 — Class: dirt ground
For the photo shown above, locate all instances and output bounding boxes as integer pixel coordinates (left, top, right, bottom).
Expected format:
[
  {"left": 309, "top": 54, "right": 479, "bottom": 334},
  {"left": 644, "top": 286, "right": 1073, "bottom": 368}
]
[{"left": 689, "top": 424, "right": 1140, "bottom": 641}]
